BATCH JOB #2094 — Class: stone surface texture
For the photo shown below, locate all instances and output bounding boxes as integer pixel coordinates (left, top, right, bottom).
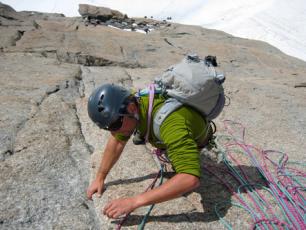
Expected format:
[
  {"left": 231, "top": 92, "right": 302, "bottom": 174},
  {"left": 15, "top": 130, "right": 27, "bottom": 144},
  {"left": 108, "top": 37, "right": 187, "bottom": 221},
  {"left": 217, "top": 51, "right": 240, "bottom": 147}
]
[
  {"left": 78, "top": 4, "right": 125, "bottom": 20},
  {"left": 1, "top": 3, "right": 306, "bottom": 230}
]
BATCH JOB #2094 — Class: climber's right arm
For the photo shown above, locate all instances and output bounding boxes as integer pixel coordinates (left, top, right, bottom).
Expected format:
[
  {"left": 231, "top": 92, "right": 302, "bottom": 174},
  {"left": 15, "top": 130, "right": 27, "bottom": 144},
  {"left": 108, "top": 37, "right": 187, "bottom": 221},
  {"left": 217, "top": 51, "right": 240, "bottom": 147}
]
[{"left": 86, "top": 134, "right": 127, "bottom": 200}]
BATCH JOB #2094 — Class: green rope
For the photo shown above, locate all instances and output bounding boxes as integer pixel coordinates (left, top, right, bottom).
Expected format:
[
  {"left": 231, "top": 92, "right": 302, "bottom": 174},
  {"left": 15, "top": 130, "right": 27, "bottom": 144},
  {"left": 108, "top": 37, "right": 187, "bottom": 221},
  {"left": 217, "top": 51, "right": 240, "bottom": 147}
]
[{"left": 137, "top": 165, "right": 164, "bottom": 230}]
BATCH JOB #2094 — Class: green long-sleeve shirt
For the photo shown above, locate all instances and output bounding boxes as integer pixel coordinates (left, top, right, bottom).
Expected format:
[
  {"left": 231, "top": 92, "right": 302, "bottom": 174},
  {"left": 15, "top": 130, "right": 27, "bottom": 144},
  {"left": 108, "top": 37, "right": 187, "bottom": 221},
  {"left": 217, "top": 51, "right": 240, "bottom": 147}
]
[{"left": 115, "top": 94, "right": 208, "bottom": 177}]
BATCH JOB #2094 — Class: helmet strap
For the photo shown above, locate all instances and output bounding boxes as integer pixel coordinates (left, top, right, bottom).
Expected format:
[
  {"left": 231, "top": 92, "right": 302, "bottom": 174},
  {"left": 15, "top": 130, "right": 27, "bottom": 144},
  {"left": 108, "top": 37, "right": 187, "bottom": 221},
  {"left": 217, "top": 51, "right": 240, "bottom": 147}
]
[{"left": 133, "top": 112, "right": 140, "bottom": 121}]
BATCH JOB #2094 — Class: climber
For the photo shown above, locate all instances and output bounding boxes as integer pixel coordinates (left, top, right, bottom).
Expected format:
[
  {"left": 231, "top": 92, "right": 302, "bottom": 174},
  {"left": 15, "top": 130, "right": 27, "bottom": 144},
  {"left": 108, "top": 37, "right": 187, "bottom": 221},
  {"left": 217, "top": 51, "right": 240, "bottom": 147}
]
[{"left": 86, "top": 83, "right": 212, "bottom": 219}]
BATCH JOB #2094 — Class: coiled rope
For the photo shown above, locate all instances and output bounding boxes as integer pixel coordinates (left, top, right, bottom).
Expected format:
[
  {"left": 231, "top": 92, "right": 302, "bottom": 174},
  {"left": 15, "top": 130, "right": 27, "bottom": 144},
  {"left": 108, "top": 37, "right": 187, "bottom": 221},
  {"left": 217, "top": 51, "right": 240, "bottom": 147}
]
[{"left": 204, "top": 120, "right": 305, "bottom": 230}]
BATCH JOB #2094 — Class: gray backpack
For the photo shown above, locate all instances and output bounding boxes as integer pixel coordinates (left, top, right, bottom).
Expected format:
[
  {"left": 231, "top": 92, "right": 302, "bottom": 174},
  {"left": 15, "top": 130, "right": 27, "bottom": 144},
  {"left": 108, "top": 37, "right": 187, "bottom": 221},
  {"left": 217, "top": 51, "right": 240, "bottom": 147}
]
[{"left": 152, "top": 54, "right": 225, "bottom": 141}]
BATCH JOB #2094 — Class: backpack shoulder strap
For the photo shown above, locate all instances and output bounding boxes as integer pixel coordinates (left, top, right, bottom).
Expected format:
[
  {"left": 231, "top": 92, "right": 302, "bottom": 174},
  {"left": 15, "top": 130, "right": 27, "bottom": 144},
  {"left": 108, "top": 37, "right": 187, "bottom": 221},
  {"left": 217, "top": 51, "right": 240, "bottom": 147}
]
[{"left": 153, "top": 98, "right": 183, "bottom": 141}]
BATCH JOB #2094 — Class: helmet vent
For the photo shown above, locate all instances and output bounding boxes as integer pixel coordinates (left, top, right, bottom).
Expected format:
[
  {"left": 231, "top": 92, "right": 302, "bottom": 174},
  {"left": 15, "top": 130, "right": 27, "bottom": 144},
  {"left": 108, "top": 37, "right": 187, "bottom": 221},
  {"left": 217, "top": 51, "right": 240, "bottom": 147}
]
[
  {"left": 97, "top": 95, "right": 105, "bottom": 112},
  {"left": 98, "top": 105, "right": 104, "bottom": 112}
]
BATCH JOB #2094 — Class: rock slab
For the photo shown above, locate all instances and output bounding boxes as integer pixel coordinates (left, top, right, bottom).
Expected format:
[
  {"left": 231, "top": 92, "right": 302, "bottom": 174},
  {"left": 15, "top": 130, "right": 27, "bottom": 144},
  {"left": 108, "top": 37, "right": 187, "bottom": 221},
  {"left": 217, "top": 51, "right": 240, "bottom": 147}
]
[{"left": 0, "top": 2, "right": 306, "bottom": 230}]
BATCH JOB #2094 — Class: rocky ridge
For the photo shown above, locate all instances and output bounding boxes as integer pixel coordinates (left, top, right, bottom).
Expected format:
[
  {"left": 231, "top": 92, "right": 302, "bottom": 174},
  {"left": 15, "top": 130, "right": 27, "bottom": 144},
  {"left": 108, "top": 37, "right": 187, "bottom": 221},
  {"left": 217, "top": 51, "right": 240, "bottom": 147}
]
[
  {"left": 0, "top": 2, "right": 306, "bottom": 229},
  {"left": 78, "top": 4, "right": 171, "bottom": 33}
]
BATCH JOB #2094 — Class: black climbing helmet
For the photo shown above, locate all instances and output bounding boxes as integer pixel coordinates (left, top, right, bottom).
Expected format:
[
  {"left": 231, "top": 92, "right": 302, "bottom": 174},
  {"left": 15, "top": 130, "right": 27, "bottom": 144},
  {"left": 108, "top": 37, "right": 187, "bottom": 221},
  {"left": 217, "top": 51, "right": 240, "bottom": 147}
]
[{"left": 87, "top": 84, "right": 132, "bottom": 131}]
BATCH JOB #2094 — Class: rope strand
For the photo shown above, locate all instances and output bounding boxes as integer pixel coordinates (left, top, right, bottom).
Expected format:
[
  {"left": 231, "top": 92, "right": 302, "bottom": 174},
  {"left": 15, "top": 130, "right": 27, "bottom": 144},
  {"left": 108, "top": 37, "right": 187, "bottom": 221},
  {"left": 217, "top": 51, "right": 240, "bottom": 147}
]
[{"left": 206, "top": 120, "right": 305, "bottom": 230}]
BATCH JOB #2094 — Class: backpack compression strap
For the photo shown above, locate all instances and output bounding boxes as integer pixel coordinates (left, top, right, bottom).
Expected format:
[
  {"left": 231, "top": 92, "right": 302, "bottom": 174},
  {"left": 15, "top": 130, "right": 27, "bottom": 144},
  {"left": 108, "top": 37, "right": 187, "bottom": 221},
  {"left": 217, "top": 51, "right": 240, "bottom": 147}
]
[
  {"left": 153, "top": 98, "right": 183, "bottom": 141},
  {"left": 145, "top": 85, "right": 183, "bottom": 142}
]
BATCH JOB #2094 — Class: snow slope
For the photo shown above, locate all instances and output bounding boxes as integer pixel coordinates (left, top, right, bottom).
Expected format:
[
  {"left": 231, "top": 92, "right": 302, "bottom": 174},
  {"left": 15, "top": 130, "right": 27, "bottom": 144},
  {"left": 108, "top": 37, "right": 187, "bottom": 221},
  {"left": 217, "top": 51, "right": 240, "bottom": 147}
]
[
  {"left": 185, "top": 0, "right": 306, "bottom": 61},
  {"left": 2, "top": 0, "right": 306, "bottom": 61}
]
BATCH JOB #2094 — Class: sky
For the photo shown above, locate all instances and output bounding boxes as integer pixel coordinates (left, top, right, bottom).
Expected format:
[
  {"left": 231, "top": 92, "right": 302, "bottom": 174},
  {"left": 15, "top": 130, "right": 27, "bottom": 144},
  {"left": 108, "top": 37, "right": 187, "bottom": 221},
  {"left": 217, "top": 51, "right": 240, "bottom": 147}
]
[{"left": 2, "top": 0, "right": 306, "bottom": 61}]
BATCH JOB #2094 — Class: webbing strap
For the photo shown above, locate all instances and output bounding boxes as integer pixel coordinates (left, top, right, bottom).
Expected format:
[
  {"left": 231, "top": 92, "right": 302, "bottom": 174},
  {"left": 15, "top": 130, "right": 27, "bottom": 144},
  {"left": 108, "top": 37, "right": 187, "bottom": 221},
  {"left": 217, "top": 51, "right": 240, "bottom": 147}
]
[{"left": 145, "top": 84, "right": 155, "bottom": 142}]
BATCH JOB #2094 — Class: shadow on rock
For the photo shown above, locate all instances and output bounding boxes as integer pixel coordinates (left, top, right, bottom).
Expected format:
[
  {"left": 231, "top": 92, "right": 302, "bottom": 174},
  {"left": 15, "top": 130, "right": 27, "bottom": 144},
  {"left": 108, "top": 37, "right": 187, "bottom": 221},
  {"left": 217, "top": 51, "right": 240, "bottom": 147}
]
[
  {"left": 108, "top": 153, "right": 266, "bottom": 226},
  {"left": 105, "top": 173, "right": 170, "bottom": 187}
]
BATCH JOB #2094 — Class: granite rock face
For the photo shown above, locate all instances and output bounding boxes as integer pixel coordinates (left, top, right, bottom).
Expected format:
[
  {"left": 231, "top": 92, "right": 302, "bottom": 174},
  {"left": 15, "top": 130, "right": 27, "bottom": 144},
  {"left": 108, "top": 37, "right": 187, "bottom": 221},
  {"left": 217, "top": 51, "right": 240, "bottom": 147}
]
[{"left": 1, "top": 3, "right": 306, "bottom": 230}]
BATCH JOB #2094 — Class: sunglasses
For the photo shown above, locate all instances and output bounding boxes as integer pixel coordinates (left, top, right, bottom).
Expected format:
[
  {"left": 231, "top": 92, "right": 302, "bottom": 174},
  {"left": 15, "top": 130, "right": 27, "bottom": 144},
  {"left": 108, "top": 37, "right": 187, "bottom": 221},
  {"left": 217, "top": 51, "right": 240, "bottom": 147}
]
[{"left": 104, "top": 116, "right": 124, "bottom": 131}]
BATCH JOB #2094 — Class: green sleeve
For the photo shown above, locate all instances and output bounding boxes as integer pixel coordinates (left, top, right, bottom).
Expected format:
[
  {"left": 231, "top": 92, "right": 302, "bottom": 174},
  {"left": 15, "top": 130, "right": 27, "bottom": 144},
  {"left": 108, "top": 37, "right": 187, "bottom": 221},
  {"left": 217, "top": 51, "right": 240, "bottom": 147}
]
[
  {"left": 160, "top": 113, "right": 201, "bottom": 177},
  {"left": 113, "top": 133, "right": 130, "bottom": 142}
]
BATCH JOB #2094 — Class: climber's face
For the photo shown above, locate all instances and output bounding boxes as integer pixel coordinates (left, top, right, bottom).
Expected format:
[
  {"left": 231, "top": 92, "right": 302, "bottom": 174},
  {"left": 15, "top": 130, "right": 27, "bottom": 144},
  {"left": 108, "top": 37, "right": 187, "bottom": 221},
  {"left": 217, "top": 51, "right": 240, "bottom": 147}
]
[{"left": 111, "top": 102, "right": 138, "bottom": 136}]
